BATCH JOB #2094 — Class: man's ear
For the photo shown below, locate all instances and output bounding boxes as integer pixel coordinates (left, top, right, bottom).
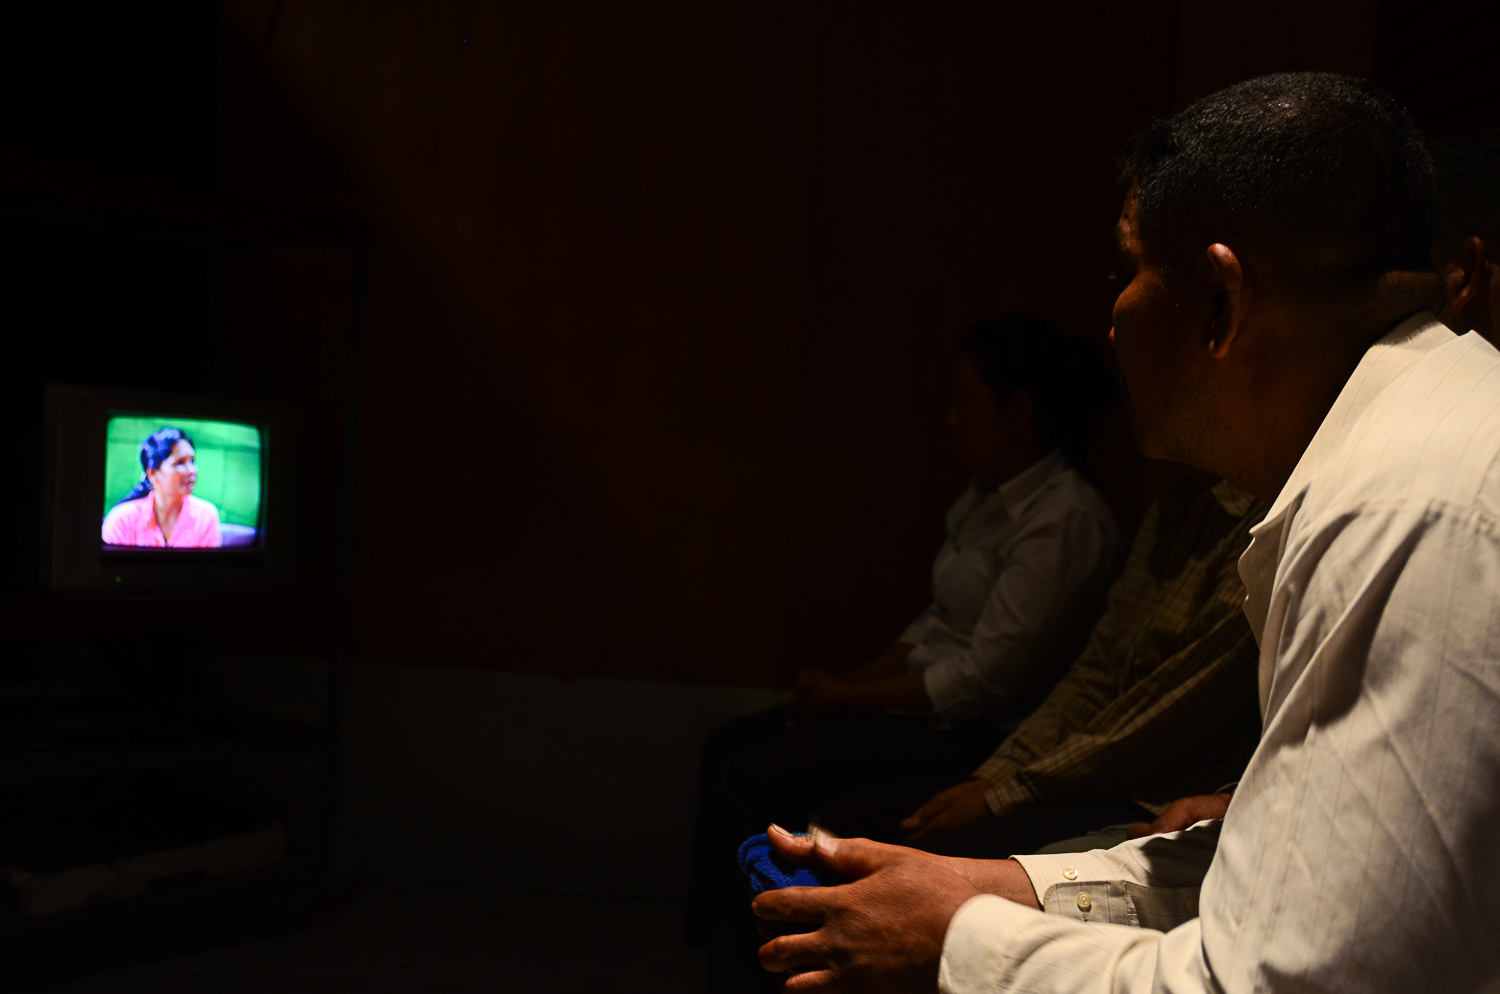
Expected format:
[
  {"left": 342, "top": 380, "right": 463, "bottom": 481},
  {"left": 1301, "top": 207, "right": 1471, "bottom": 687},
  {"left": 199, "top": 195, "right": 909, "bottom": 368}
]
[
  {"left": 1204, "top": 243, "right": 1246, "bottom": 358},
  {"left": 1438, "top": 259, "right": 1472, "bottom": 328},
  {"left": 1438, "top": 236, "right": 1486, "bottom": 330},
  {"left": 1482, "top": 250, "right": 1500, "bottom": 349}
]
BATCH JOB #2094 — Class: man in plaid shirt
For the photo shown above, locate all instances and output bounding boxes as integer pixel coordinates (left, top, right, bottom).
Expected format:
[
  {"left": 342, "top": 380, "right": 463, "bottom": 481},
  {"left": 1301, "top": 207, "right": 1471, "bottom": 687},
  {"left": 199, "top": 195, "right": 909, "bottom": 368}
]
[{"left": 887, "top": 472, "right": 1266, "bottom": 858}]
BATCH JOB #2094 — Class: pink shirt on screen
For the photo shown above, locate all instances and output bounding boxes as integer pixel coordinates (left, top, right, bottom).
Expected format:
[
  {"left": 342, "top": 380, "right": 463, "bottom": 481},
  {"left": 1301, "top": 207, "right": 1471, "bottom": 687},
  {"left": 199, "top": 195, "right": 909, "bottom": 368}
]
[{"left": 101, "top": 494, "right": 222, "bottom": 548}]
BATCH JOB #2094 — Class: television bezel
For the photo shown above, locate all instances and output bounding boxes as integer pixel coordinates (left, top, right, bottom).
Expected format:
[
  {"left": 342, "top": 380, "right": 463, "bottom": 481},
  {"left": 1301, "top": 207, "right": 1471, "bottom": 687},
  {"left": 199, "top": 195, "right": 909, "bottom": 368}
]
[{"left": 44, "top": 383, "right": 296, "bottom": 593}]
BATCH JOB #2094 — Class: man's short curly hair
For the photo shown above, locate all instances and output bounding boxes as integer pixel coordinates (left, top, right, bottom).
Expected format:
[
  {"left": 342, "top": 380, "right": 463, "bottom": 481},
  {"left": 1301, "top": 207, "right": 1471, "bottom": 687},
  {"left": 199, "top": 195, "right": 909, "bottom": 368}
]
[{"left": 1117, "top": 73, "right": 1435, "bottom": 289}]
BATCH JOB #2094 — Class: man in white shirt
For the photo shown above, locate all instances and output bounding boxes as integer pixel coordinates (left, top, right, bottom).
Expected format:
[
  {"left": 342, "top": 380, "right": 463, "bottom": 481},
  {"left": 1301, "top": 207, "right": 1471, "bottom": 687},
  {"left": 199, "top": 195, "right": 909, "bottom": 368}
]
[{"left": 749, "top": 72, "right": 1500, "bottom": 993}]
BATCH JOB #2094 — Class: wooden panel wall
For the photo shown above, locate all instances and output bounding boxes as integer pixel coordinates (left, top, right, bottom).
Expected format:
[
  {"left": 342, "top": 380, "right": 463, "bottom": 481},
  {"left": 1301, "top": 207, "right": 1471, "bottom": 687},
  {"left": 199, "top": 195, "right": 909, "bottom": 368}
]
[
  {"left": 772, "top": 2, "right": 1177, "bottom": 680},
  {"left": 220, "top": 1, "right": 820, "bottom": 686},
  {"left": 217, "top": 1, "right": 1387, "bottom": 688}
]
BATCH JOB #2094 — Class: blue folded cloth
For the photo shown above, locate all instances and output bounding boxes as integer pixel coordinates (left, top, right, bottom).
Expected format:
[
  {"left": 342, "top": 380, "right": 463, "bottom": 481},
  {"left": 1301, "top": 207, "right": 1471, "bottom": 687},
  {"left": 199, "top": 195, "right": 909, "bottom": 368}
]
[{"left": 737, "top": 833, "right": 829, "bottom": 894}]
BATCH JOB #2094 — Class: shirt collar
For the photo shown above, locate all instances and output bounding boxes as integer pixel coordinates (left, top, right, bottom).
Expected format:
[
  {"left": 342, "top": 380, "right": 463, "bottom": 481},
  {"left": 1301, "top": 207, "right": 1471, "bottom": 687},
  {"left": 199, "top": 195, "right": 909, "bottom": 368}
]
[
  {"left": 1239, "top": 310, "right": 1452, "bottom": 644},
  {"left": 1257, "top": 311, "right": 1450, "bottom": 531},
  {"left": 991, "top": 448, "right": 1068, "bottom": 520}
]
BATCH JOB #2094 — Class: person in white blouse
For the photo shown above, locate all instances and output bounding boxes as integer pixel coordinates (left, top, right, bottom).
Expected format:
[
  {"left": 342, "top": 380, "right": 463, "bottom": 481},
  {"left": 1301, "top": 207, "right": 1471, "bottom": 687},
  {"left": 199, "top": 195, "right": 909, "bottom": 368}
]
[
  {"left": 685, "top": 315, "right": 1122, "bottom": 991},
  {"left": 787, "top": 318, "right": 1122, "bottom": 725},
  {"left": 750, "top": 73, "right": 1500, "bottom": 994}
]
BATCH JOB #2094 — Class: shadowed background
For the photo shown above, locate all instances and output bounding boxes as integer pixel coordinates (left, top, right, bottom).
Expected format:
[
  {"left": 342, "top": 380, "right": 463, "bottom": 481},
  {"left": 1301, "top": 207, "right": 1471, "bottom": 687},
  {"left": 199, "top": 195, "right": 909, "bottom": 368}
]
[
  {"left": 4, "top": 0, "right": 1493, "bottom": 905},
  {"left": 213, "top": 0, "right": 1412, "bottom": 896}
]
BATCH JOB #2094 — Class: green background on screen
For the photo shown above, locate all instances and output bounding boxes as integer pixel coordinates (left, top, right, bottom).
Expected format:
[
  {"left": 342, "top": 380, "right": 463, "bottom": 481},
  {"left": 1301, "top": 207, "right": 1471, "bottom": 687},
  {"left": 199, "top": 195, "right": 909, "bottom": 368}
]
[{"left": 103, "top": 416, "right": 263, "bottom": 527}]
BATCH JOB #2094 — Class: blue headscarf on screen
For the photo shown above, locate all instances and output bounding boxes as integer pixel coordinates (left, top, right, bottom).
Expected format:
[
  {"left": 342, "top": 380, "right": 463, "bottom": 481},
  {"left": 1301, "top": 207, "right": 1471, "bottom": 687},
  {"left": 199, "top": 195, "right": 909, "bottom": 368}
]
[{"left": 116, "top": 427, "right": 193, "bottom": 506}]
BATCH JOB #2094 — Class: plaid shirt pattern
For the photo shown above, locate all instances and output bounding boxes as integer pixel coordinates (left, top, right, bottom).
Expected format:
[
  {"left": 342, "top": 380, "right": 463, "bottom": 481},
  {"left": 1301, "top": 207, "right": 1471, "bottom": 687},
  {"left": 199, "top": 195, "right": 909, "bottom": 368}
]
[{"left": 975, "top": 478, "right": 1267, "bottom": 818}]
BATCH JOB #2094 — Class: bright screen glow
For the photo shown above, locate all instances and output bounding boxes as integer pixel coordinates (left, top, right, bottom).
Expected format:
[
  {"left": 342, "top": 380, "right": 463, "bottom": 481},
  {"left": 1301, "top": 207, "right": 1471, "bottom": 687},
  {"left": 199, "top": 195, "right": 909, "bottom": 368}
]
[{"left": 101, "top": 415, "right": 263, "bottom": 549}]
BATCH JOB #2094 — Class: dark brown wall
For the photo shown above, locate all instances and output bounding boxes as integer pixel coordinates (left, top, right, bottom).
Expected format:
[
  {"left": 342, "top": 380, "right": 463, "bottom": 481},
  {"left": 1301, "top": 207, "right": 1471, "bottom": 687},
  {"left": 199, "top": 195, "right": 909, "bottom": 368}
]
[
  {"left": 220, "top": 1, "right": 821, "bottom": 686},
  {"left": 218, "top": 0, "right": 1385, "bottom": 688},
  {"left": 1375, "top": 0, "right": 1500, "bottom": 136},
  {"left": 773, "top": 2, "right": 1178, "bottom": 680},
  {"left": 1173, "top": 0, "right": 1379, "bottom": 109}
]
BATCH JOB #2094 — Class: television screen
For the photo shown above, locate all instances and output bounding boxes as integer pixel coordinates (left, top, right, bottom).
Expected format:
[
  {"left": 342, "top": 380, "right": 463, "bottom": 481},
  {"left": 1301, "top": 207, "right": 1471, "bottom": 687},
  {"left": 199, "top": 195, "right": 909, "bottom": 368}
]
[{"left": 100, "top": 415, "right": 263, "bottom": 550}]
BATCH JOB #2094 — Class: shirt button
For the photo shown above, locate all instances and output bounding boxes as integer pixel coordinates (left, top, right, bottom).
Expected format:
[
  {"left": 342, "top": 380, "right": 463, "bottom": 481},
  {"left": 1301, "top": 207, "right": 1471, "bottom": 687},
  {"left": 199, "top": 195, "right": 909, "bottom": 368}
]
[
  {"left": 1076, "top": 892, "right": 1092, "bottom": 912},
  {"left": 1062, "top": 867, "right": 1078, "bottom": 881}
]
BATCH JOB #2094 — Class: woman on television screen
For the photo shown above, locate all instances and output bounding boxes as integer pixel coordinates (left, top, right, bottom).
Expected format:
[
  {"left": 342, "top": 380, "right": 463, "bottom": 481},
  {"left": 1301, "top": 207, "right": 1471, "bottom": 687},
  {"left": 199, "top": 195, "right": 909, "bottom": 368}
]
[{"left": 101, "top": 427, "right": 222, "bottom": 548}]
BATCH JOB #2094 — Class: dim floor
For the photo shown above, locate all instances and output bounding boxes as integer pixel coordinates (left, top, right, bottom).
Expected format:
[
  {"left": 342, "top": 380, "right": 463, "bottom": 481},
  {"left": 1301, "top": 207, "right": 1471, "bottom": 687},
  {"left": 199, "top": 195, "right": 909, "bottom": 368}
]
[{"left": 52, "top": 883, "right": 706, "bottom": 993}]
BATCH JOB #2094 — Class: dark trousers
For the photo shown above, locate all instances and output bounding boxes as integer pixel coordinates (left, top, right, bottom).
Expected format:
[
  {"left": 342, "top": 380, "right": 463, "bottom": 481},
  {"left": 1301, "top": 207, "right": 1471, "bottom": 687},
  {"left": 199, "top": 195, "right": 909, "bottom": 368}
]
[{"left": 683, "top": 706, "right": 1003, "bottom": 992}]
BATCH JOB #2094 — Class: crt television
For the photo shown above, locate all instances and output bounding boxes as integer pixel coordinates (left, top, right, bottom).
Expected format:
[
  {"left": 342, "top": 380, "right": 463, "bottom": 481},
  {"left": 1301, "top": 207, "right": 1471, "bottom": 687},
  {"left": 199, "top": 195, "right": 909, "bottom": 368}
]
[{"left": 44, "top": 384, "right": 296, "bottom": 593}]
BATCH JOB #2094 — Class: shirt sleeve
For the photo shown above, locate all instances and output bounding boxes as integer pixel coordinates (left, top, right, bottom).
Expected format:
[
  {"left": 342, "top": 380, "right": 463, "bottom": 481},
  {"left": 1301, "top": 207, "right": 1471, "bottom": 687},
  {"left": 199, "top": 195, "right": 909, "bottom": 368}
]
[
  {"left": 940, "top": 895, "right": 1198, "bottom": 994},
  {"left": 971, "top": 492, "right": 1258, "bottom": 817},
  {"left": 940, "top": 823, "right": 1223, "bottom": 994},
  {"left": 922, "top": 505, "right": 1115, "bottom": 721},
  {"left": 901, "top": 487, "right": 982, "bottom": 651},
  {"left": 899, "top": 611, "right": 934, "bottom": 649},
  {"left": 101, "top": 505, "right": 129, "bottom": 546},
  {"left": 981, "top": 593, "right": 1257, "bottom": 816},
  {"left": 967, "top": 518, "right": 1157, "bottom": 810},
  {"left": 969, "top": 623, "right": 1119, "bottom": 815},
  {"left": 1011, "top": 820, "right": 1221, "bottom": 929}
]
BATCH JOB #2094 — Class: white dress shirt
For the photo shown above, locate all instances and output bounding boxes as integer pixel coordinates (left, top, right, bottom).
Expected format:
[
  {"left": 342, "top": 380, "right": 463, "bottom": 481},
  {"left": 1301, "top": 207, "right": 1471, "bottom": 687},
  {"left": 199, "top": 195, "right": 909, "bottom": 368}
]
[
  {"left": 901, "top": 449, "right": 1120, "bottom": 723},
  {"left": 939, "top": 314, "right": 1500, "bottom": 993}
]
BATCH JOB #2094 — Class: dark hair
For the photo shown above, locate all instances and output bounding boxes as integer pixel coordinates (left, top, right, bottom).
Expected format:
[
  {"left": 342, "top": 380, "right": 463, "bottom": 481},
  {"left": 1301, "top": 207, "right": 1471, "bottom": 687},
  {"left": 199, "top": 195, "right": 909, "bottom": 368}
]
[
  {"left": 1431, "top": 128, "right": 1500, "bottom": 256},
  {"left": 116, "top": 427, "right": 193, "bottom": 505},
  {"left": 1117, "top": 73, "right": 1435, "bottom": 289},
  {"left": 957, "top": 316, "right": 1119, "bottom": 471}
]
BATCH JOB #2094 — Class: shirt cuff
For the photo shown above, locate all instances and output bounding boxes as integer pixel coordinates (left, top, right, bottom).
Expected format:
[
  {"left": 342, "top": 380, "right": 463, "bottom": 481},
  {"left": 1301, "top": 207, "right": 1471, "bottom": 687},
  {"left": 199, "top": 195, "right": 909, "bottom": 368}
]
[
  {"left": 973, "top": 755, "right": 1021, "bottom": 784},
  {"left": 981, "top": 776, "right": 1034, "bottom": 818},
  {"left": 1012, "top": 851, "right": 1134, "bottom": 920},
  {"left": 939, "top": 893, "right": 1177, "bottom": 994},
  {"left": 1013, "top": 851, "right": 1201, "bottom": 930}
]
